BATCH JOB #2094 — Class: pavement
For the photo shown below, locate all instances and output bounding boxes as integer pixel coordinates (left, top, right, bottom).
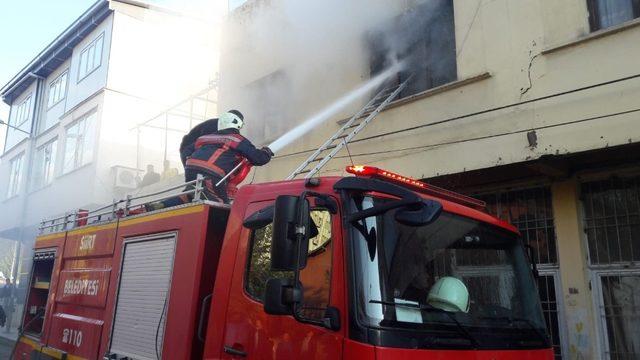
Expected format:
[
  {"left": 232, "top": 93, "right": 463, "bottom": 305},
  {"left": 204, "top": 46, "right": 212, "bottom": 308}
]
[{"left": 0, "top": 335, "right": 16, "bottom": 359}]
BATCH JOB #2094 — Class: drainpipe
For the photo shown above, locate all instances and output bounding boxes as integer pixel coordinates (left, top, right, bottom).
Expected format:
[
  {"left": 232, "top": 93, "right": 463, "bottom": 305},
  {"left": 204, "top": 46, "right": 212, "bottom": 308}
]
[{"left": 6, "top": 72, "right": 46, "bottom": 333}]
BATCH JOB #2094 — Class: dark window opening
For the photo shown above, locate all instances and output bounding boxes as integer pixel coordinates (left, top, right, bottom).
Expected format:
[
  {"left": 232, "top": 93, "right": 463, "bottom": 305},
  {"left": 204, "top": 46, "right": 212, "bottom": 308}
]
[
  {"left": 587, "top": 0, "right": 640, "bottom": 31},
  {"left": 238, "top": 70, "right": 291, "bottom": 143},
  {"left": 368, "top": 0, "right": 457, "bottom": 100}
]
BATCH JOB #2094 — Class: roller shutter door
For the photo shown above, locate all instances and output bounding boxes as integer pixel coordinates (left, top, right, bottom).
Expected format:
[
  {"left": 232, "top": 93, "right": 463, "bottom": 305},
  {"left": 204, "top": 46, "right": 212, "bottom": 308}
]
[{"left": 110, "top": 234, "right": 176, "bottom": 359}]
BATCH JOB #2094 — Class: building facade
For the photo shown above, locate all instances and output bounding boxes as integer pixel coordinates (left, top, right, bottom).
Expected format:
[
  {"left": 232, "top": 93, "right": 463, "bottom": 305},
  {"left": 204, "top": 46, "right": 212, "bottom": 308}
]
[
  {"left": 0, "top": 0, "right": 221, "bottom": 335},
  {"left": 219, "top": 0, "right": 640, "bottom": 358}
]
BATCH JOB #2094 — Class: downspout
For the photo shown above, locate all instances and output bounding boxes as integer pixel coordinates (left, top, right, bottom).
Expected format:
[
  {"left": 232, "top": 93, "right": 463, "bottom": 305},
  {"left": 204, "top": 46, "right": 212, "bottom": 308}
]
[{"left": 8, "top": 72, "right": 46, "bottom": 332}]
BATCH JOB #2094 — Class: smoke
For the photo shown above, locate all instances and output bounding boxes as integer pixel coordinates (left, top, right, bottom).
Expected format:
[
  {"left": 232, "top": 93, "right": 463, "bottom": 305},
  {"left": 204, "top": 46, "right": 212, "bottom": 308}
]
[
  {"left": 268, "top": 62, "right": 403, "bottom": 153},
  {"left": 219, "top": 0, "right": 452, "bottom": 149},
  {"left": 218, "top": 1, "right": 407, "bottom": 145}
]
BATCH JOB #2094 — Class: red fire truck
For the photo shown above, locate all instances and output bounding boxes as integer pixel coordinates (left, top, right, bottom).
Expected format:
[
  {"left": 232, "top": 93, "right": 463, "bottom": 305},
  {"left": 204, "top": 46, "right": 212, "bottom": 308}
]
[{"left": 13, "top": 166, "right": 553, "bottom": 359}]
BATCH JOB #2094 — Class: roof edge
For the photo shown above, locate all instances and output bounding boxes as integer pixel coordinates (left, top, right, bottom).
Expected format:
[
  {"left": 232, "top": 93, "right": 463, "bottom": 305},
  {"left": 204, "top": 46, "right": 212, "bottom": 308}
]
[{"left": 0, "top": 0, "right": 110, "bottom": 102}]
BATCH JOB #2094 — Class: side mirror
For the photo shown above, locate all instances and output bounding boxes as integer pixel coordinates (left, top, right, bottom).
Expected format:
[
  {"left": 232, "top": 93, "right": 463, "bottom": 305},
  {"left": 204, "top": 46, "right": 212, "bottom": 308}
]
[
  {"left": 271, "top": 195, "right": 310, "bottom": 271},
  {"left": 264, "top": 278, "right": 301, "bottom": 315},
  {"left": 322, "top": 306, "right": 341, "bottom": 331},
  {"left": 395, "top": 200, "right": 442, "bottom": 226}
]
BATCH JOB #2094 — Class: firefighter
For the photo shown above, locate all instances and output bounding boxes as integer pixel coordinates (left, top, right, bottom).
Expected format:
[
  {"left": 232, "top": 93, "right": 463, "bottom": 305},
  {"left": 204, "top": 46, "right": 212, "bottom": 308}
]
[{"left": 150, "top": 110, "right": 273, "bottom": 208}]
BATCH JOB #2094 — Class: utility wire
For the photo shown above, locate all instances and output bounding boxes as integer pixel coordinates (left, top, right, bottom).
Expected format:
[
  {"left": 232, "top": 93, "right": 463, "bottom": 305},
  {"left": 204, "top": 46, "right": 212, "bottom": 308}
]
[
  {"left": 274, "top": 72, "right": 640, "bottom": 159},
  {"left": 325, "top": 106, "right": 640, "bottom": 160}
]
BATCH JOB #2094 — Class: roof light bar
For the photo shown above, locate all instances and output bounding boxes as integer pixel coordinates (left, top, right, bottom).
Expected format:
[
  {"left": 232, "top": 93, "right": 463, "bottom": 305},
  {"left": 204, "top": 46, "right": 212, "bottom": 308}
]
[{"left": 346, "top": 165, "right": 486, "bottom": 210}]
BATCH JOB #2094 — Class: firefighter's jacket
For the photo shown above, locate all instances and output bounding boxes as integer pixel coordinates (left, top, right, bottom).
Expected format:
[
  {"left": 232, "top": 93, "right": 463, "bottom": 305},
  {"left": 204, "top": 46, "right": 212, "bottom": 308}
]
[
  {"left": 180, "top": 118, "right": 218, "bottom": 166},
  {"left": 185, "top": 131, "right": 271, "bottom": 178}
]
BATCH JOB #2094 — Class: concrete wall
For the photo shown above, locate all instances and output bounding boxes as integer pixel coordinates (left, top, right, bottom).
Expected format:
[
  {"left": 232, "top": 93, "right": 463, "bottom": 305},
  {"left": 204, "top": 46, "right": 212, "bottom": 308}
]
[{"left": 21, "top": 93, "right": 106, "bottom": 225}]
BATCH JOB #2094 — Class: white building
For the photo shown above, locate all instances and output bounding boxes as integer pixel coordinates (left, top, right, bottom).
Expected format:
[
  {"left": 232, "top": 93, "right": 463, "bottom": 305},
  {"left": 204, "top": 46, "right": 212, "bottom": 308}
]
[{"left": 0, "top": 0, "right": 222, "bottom": 334}]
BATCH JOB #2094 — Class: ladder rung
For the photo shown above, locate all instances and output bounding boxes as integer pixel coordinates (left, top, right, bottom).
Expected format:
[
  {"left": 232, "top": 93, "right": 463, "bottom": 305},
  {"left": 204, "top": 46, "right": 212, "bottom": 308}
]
[
  {"left": 346, "top": 123, "right": 361, "bottom": 129},
  {"left": 297, "top": 169, "right": 312, "bottom": 174}
]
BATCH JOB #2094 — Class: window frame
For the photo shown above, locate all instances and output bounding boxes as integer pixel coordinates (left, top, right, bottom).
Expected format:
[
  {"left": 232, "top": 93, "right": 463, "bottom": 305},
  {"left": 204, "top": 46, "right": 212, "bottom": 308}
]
[
  {"left": 62, "top": 109, "right": 97, "bottom": 174},
  {"left": 47, "top": 70, "right": 69, "bottom": 109},
  {"left": 77, "top": 32, "right": 105, "bottom": 82},
  {"left": 7, "top": 152, "right": 25, "bottom": 199},
  {"left": 31, "top": 138, "right": 58, "bottom": 191},
  {"left": 587, "top": 0, "right": 640, "bottom": 31},
  {"left": 11, "top": 95, "right": 33, "bottom": 128}
]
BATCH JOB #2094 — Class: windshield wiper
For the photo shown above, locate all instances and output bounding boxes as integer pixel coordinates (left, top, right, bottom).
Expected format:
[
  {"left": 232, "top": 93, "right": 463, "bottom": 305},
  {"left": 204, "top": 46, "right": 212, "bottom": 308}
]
[
  {"left": 478, "top": 316, "right": 548, "bottom": 343},
  {"left": 370, "top": 300, "right": 480, "bottom": 348}
]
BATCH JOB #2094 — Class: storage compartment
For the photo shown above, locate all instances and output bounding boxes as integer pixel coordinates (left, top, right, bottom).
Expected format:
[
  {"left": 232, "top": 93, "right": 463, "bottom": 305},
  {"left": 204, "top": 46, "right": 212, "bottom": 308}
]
[
  {"left": 109, "top": 233, "right": 177, "bottom": 359},
  {"left": 22, "top": 251, "right": 56, "bottom": 336}
]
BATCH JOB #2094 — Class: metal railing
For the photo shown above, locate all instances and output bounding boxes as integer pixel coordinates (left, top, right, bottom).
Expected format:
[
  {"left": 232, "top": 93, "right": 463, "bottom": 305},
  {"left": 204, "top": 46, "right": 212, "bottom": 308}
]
[{"left": 38, "top": 175, "right": 207, "bottom": 234}]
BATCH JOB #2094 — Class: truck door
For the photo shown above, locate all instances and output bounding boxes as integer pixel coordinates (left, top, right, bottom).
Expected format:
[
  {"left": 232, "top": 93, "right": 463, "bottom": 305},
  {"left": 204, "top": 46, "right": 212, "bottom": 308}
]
[{"left": 221, "top": 200, "right": 342, "bottom": 359}]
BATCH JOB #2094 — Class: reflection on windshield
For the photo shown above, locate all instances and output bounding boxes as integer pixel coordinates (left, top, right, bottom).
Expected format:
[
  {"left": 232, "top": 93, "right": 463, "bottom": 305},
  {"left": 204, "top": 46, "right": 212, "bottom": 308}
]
[{"left": 350, "top": 195, "right": 548, "bottom": 349}]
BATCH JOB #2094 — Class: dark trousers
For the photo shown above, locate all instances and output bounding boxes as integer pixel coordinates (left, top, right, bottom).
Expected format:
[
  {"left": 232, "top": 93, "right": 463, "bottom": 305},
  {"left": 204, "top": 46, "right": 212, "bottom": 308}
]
[
  {"left": 157, "top": 169, "right": 228, "bottom": 209},
  {"left": 185, "top": 169, "right": 229, "bottom": 204}
]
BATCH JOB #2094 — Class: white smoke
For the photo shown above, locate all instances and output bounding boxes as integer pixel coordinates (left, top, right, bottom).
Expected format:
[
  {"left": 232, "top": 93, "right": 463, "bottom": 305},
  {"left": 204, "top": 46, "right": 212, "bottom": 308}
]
[{"left": 268, "top": 62, "right": 403, "bottom": 153}]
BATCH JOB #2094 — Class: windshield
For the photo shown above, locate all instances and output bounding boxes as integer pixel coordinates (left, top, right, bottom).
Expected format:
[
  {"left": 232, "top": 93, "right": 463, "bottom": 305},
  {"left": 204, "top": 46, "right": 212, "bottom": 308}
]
[{"left": 348, "top": 195, "right": 549, "bottom": 350}]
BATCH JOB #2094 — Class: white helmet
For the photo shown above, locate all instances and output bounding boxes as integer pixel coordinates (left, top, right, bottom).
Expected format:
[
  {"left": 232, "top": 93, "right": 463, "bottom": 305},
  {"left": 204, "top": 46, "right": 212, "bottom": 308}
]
[
  {"left": 427, "top": 276, "right": 470, "bottom": 313},
  {"left": 218, "top": 110, "right": 244, "bottom": 131}
]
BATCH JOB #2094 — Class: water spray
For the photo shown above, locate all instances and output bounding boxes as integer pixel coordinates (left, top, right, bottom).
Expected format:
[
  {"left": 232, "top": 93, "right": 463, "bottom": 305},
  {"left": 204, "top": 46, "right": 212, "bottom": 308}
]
[{"left": 216, "top": 62, "right": 403, "bottom": 186}]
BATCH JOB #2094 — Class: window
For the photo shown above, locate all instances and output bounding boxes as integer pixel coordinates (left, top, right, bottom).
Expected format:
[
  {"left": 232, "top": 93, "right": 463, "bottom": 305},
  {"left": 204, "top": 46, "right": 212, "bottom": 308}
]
[
  {"left": 245, "top": 207, "right": 333, "bottom": 320},
  {"left": 78, "top": 33, "right": 104, "bottom": 81},
  {"left": 245, "top": 223, "right": 292, "bottom": 300},
  {"left": 368, "top": 0, "right": 457, "bottom": 99},
  {"left": 477, "top": 187, "right": 558, "bottom": 265},
  {"left": 63, "top": 110, "right": 97, "bottom": 173},
  {"left": 242, "top": 70, "right": 291, "bottom": 142},
  {"left": 10, "top": 95, "right": 33, "bottom": 127},
  {"left": 32, "top": 139, "right": 58, "bottom": 190},
  {"left": 7, "top": 153, "right": 24, "bottom": 198},
  {"left": 581, "top": 176, "right": 640, "bottom": 359},
  {"left": 588, "top": 0, "right": 640, "bottom": 31},
  {"left": 48, "top": 71, "right": 68, "bottom": 108},
  {"left": 582, "top": 177, "right": 640, "bottom": 265}
]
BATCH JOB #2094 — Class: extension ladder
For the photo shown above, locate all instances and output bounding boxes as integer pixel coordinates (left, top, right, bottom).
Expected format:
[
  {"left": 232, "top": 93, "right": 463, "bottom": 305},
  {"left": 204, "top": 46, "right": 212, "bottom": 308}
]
[{"left": 286, "top": 75, "right": 413, "bottom": 180}]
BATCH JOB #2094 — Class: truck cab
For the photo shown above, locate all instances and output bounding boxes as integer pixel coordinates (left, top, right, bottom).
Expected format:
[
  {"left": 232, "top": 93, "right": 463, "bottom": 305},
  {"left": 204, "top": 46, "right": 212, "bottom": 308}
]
[
  {"left": 15, "top": 166, "right": 553, "bottom": 359},
  {"left": 205, "top": 166, "right": 552, "bottom": 359}
]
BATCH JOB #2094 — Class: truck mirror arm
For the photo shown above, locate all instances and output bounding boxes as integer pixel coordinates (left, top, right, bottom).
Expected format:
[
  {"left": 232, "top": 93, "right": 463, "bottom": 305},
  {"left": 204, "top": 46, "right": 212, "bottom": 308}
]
[{"left": 290, "top": 191, "right": 342, "bottom": 331}]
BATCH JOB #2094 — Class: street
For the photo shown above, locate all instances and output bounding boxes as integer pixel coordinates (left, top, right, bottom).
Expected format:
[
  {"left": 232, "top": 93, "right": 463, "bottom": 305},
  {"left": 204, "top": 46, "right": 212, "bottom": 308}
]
[{"left": 0, "top": 336, "right": 15, "bottom": 359}]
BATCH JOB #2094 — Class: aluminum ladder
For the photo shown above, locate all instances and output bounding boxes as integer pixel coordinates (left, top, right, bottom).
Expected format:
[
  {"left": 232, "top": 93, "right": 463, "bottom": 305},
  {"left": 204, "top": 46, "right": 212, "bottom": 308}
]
[{"left": 286, "top": 75, "right": 413, "bottom": 180}]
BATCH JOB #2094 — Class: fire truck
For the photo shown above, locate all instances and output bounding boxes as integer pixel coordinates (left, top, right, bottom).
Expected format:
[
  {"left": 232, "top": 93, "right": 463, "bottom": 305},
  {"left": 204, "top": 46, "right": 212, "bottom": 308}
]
[{"left": 13, "top": 165, "right": 553, "bottom": 359}]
